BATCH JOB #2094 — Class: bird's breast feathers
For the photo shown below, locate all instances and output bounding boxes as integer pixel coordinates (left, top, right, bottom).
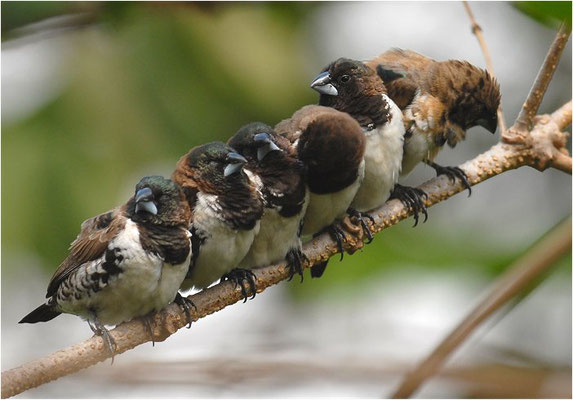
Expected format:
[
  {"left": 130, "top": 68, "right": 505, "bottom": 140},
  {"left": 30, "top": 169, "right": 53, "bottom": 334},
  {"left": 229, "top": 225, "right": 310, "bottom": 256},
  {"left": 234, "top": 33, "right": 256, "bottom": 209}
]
[
  {"left": 243, "top": 169, "right": 265, "bottom": 201},
  {"left": 351, "top": 95, "right": 404, "bottom": 212},
  {"left": 183, "top": 191, "right": 260, "bottom": 289},
  {"left": 240, "top": 191, "right": 308, "bottom": 268},
  {"left": 401, "top": 91, "right": 448, "bottom": 175}
]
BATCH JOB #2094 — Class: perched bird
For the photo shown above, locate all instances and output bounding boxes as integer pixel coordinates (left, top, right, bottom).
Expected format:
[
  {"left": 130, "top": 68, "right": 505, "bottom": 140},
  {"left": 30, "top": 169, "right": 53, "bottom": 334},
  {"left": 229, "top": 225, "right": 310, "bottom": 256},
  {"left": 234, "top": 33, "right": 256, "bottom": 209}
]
[
  {"left": 227, "top": 122, "right": 309, "bottom": 284},
  {"left": 275, "top": 105, "right": 365, "bottom": 278},
  {"left": 365, "top": 48, "right": 501, "bottom": 195},
  {"left": 172, "top": 142, "right": 264, "bottom": 300},
  {"left": 20, "top": 176, "right": 193, "bottom": 358},
  {"left": 310, "top": 58, "right": 411, "bottom": 229}
]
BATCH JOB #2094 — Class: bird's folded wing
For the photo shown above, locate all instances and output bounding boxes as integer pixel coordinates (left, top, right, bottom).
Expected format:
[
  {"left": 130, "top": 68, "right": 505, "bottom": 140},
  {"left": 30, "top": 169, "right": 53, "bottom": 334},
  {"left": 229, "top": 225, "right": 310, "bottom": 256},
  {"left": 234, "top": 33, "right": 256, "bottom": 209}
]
[{"left": 46, "top": 207, "right": 126, "bottom": 298}]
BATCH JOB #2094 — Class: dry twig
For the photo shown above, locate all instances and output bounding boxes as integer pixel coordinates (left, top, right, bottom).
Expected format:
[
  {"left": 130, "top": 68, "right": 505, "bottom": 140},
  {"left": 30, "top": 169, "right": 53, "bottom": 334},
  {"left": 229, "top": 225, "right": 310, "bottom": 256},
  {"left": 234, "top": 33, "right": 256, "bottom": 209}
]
[
  {"left": 462, "top": 1, "right": 507, "bottom": 133},
  {"left": 390, "top": 218, "right": 572, "bottom": 398},
  {"left": 512, "top": 23, "right": 571, "bottom": 135},
  {"left": 551, "top": 100, "right": 572, "bottom": 130}
]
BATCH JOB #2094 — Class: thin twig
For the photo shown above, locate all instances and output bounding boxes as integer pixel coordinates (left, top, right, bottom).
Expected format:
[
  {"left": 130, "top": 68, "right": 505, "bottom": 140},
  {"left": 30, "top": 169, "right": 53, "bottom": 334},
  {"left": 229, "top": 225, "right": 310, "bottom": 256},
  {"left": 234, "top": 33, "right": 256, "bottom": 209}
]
[
  {"left": 462, "top": 1, "right": 507, "bottom": 133},
  {"left": 512, "top": 24, "right": 571, "bottom": 135},
  {"left": 551, "top": 151, "right": 573, "bottom": 174},
  {"left": 551, "top": 100, "right": 572, "bottom": 130},
  {"left": 390, "top": 218, "right": 572, "bottom": 399}
]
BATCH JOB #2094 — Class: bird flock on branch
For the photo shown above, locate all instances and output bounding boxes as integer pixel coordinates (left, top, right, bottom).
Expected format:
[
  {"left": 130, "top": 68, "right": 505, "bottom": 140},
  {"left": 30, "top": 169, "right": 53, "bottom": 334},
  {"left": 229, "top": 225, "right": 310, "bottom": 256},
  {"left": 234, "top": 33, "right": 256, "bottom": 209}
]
[{"left": 19, "top": 49, "right": 501, "bottom": 360}]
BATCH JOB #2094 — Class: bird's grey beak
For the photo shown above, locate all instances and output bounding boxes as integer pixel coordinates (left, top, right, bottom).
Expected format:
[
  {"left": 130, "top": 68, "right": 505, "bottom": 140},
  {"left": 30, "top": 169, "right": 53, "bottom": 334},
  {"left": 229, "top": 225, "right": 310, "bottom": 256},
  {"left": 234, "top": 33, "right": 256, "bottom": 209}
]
[
  {"left": 476, "top": 117, "right": 497, "bottom": 134},
  {"left": 310, "top": 71, "right": 338, "bottom": 96},
  {"left": 135, "top": 187, "right": 158, "bottom": 215},
  {"left": 224, "top": 152, "right": 248, "bottom": 177},
  {"left": 254, "top": 132, "right": 281, "bottom": 161}
]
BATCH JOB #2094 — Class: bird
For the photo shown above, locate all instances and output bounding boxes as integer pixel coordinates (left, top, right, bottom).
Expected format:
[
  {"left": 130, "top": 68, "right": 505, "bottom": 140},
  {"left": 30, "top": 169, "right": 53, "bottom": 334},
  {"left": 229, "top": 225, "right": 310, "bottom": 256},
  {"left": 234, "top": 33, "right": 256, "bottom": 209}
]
[
  {"left": 19, "top": 176, "right": 193, "bottom": 360},
  {"left": 365, "top": 48, "right": 501, "bottom": 196},
  {"left": 227, "top": 122, "right": 309, "bottom": 284},
  {"left": 275, "top": 105, "right": 365, "bottom": 278},
  {"left": 310, "top": 58, "right": 410, "bottom": 232},
  {"left": 171, "top": 141, "right": 264, "bottom": 301}
]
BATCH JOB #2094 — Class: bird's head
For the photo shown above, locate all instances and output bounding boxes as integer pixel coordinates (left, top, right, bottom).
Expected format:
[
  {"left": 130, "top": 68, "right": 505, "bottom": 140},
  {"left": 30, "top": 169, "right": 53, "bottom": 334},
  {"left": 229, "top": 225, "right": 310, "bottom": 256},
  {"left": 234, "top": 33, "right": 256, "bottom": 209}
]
[
  {"left": 311, "top": 58, "right": 385, "bottom": 111},
  {"left": 184, "top": 141, "right": 248, "bottom": 183},
  {"left": 440, "top": 62, "right": 501, "bottom": 134},
  {"left": 132, "top": 175, "right": 190, "bottom": 226},
  {"left": 227, "top": 122, "right": 285, "bottom": 165}
]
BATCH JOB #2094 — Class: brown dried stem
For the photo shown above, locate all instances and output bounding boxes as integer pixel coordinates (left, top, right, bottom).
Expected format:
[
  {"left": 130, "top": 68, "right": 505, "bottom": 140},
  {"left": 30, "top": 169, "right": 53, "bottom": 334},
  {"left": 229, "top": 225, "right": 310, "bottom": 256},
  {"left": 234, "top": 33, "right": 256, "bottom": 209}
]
[
  {"left": 511, "top": 24, "right": 571, "bottom": 135},
  {"left": 390, "top": 218, "right": 572, "bottom": 399},
  {"left": 462, "top": 1, "right": 507, "bottom": 133}
]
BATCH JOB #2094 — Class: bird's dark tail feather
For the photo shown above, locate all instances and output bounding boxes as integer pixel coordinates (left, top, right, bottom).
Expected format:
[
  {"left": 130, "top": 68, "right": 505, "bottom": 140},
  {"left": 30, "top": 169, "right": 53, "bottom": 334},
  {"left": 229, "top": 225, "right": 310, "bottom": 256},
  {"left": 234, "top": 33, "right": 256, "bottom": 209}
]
[{"left": 19, "top": 303, "right": 61, "bottom": 324}]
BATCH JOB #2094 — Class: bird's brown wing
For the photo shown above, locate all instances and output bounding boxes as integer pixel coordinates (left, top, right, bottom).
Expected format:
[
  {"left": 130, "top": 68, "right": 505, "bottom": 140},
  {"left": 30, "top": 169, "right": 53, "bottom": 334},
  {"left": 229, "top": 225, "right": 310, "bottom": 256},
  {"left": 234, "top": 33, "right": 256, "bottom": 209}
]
[
  {"left": 275, "top": 105, "right": 345, "bottom": 142},
  {"left": 46, "top": 207, "right": 126, "bottom": 298},
  {"left": 366, "top": 48, "right": 435, "bottom": 110}
]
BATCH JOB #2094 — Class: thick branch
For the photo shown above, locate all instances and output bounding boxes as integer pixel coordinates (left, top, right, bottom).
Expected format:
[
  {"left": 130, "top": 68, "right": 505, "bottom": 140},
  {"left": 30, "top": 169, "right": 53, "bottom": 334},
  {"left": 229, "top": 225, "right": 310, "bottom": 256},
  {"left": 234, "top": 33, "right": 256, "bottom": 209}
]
[
  {"left": 511, "top": 24, "right": 571, "bottom": 135},
  {"left": 390, "top": 218, "right": 572, "bottom": 398},
  {"left": 462, "top": 1, "right": 507, "bottom": 132}
]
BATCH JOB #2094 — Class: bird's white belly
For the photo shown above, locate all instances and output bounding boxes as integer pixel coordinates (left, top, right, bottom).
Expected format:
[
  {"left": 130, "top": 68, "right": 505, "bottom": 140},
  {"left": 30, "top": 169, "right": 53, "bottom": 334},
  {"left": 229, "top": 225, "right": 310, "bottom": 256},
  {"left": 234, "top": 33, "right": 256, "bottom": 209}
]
[
  {"left": 351, "top": 97, "right": 404, "bottom": 212},
  {"left": 401, "top": 128, "right": 434, "bottom": 176},
  {"left": 184, "top": 218, "right": 260, "bottom": 290},
  {"left": 240, "top": 190, "right": 309, "bottom": 268}
]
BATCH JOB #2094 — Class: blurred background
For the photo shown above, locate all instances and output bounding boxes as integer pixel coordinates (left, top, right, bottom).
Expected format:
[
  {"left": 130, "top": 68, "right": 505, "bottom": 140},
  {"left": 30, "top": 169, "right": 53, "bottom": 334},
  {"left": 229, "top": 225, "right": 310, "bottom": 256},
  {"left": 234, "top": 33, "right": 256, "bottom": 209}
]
[{"left": 2, "top": 1, "right": 571, "bottom": 398}]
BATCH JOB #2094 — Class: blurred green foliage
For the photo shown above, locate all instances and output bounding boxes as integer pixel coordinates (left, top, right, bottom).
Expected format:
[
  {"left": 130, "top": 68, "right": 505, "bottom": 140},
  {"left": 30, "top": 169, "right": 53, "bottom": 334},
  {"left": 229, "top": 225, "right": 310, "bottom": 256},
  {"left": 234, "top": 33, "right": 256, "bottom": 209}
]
[
  {"left": 1, "top": 1, "right": 73, "bottom": 35},
  {"left": 3, "top": 2, "right": 317, "bottom": 269},
  {"left": 514, "top": 1, "right": 572, "bottom": 29},
  {"left": 1, "top": 2, "right": 569, "bottom": 299}
]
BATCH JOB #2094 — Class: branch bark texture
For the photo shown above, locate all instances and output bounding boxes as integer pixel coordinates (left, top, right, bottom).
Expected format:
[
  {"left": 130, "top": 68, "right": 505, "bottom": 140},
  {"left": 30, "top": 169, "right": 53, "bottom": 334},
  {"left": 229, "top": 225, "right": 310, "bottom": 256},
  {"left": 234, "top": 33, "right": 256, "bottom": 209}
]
[{"left": 512, "top": 23, "right": 571, "bottom": 134}]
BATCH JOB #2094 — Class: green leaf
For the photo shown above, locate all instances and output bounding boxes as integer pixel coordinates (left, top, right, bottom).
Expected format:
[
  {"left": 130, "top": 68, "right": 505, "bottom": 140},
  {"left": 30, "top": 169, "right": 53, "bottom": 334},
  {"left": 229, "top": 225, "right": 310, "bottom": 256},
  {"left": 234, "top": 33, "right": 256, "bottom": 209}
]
[{"left": 514, "top": 1, "right": 572, "bottom": 29}]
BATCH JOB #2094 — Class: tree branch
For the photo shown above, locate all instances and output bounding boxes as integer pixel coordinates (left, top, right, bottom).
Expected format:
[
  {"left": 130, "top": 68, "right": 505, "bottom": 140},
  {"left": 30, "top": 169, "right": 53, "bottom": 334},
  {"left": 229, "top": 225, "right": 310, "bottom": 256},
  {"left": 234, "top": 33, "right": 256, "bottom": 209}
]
[
  {"left": 551, "top": 100, "right": 572, "bottom": 130},
  {"left": 462, "top": 1, "right": 507, "bottom": 133},
  {"left": 390, "top": 218, "right": 572, "bottom": 399},
  {"left": 511, "top": 24, "right": 571, "bottom": 136}
]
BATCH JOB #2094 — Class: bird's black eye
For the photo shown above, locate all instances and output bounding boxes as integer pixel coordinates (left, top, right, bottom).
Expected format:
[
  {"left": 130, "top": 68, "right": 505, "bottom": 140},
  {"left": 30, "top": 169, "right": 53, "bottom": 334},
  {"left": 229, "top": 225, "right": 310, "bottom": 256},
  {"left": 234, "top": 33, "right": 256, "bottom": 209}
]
[{"left": 339, "top": 75, "right": 351, "bottom": 84}]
